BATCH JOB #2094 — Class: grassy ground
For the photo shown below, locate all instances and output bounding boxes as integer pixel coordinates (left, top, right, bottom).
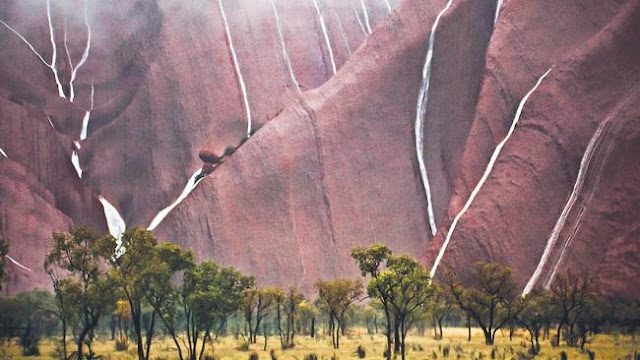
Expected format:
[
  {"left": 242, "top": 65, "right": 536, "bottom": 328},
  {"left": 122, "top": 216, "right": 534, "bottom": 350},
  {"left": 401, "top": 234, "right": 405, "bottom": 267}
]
[{"left": 1, "top": 327, "right": 638, "bottom": 359}]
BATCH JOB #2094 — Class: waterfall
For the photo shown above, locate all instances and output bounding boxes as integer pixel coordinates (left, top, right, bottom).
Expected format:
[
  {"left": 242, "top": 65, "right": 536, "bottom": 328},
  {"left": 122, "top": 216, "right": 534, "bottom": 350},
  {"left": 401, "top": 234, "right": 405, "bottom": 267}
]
[
  {"left": 71, "top": 151, "right": 82, "bottom": 178},
  {"left": 6, "top": 255, "right": 32, "bottom": 272},
  {"left": 334, "top": 10, "right": 352, "bottom": 56},
  {"left": 383, "top": 0, "right": 392, "bottom": 12},
  {"left": 360, "top": 0, "right": 372, "bottom": 34},
  {"left": 148, "top": 169, "right": 205, "bottom": 231},
  {"left": 414, "top": 0, "right": 455, "bottom": 237},
  {"left": 66, "top": 0, "right": 92, "bottom": 103},
  {"left": 98, "top": 196, "right": 127, "bottom": 258},
  {"left": 311, "top": 0, "right": 337, "bottom": 75},
  {"left": 269, "top": 0, "right": 301, "bottom": 94},
  {"left": 523, "top": 81, "right": 640, "bottom": 295},
  {"left": 218, "top": 0, "right": 253, "bottom": 137},
  {"left": 494, "top": 0, "right": 503, "bottom": 24},
  {"left": 353, "top": 6, "right": 368, "bottom": 36},
  {"left": 0, "top": 148, "right": 7, "bottom": 158},
  {"left": 80, "top": 83, "right": 94, "bottom": 140},
  {"left": 430, "top": 68, "right": 552, "bottom": 279},
  {"left": 47, "top": 116, "right": 55, "bottom": 129}
]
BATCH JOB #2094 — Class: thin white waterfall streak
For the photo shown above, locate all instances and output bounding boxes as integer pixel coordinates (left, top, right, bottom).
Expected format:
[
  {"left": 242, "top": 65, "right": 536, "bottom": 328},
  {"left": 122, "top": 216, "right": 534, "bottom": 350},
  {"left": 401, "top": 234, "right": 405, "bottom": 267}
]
[
  {"left": 494, "top": 0, "right": 503, "bottom": 24},
  {"left": 148, "top": 169, "right": 205, "bottom": 231},
  {"left": 46, "top": 0, "right": 66, "bottom": 98},
  {"left": 47, "top": 116, "right": 55, "bottom": 128},
  {"left": 67, "top": 0, "right": 92, "bottom": 103},
  {"left": 523, "top": 81, "right": 640, "bottom": 295},
  {"left": 360, "top": 0, "right": 372, "bottom": 34},
  {"left": 80, "top": 83, "right": 94, "bottom": 140},
  {"left": 353, "top": 6, "right": 367, "bottom": 36},
  {"left": 71, "top": 151, "right": 82, "bottom": 178},
  {"left": 0, "top": 1, "right": 65, "bottom": 98},
  {"left": 0, "top": 148, "right": 7, "bottom": 158},
  {"left": 73, "top": 141, "right": 81, "bottom": 150},
  {"left": 334, "top": 10, "right": 352, "bottom": 56},
  {"left": 312, "top": 0, "right": 337, "bottom": 75},
  {"left": 218, "top": 0, "right": 252, "bottom": 137},
  {"left": 414, "top": 0, "right": 454, "bottom": 237},
  {"left": 383, "top": 0, "right": 392, "bottom": 12},
  {"left": 430, "top": 68, "right": 552, "bottom": 279},
  {"left": 6, "top": 255, "right": 32, "bottom": 272},
  {"left": 269, "top": 0, "right": 301, "bottom": 94},
  {"left": 98, "top": 196, "right": 127, "bottom": 258}
]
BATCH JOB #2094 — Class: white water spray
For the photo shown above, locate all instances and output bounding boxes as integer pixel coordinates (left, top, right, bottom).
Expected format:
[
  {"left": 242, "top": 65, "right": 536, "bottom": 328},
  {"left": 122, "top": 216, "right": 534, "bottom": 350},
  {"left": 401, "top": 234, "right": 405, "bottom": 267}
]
[
  {"left": 6, "top": 255, "right": 32, "bottom": 272},
  {"left": 414, "top": 0, "right": 454, "bottom": 237},
  {"left": 65, "top": 0, "right": 92, "bottom": 103},
  {"left": 71, "top": 151, "right": 82, "bottom": 178},
  {"left": 494, "top": 0, "right": 503, "bottom": 25},
  {"left": 148, "top": 169, "right": 206, "bottom": 231},
  {"left": 523, "top": 81, "right": 640, "bottom": 295},
  {"left": 430, "top": 68, "right": 552, "bottom": 279},
  {"left": 0, "top": 148, "right": 7, "bottom": 158},
  {"left": 269, "top": 0, "right": 301, "bottom": 94},
  {"left": 98, "top": 196, "right": 127, "bottom": 258},
  {"left": 311, "top": 0, "right": 337, "bottom": 75},
  {"left": 80, "top": 83, "right": 94, "bottom": 140},
  {"left": 218, "top": 0, "right": 252, "bottom": 138},
  {"left": 360, "top": 0, "right": 372, "bottom": 34}
]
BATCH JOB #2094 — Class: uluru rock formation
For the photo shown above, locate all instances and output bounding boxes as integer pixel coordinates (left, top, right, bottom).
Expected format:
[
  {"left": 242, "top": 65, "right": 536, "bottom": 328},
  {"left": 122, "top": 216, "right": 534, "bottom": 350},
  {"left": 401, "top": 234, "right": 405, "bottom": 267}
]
[{"left": 1, "top": 0, "right": 639, "bottom": 298}]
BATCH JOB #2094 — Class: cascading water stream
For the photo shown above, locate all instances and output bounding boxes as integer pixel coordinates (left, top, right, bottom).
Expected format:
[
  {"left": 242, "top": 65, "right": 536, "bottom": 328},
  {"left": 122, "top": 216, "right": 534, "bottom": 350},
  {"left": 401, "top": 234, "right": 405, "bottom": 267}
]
[
  {"left": 218, "top": 0, "right": 252, "bottom": 138},
  {"left": 333, "top": 10, "right": 352, "bottom": 56},
  {"left": 494, "top": 0, "right": 503, "bottom": 24},
  {"left": 98, "top": 196, "right": 127, "bottom": 258},
  {"left": 65, "top": 0, "right": 92, "bottom": 103},
  {"left": 360, "top": 0, "right": 372, "bottom": 34},
  {"left": 0, "top": 0, "right": 66, "bottom": 98},
  {"left": 71, "top": 151, "right": 82, "bottom": 178},
  {"left": 47, "top": 116, "right": 55, "bottom": 129},
  {"left": 6, "top": 255, "right": 32, "bottom": 272},
  {"left": 148, "top": 169, "right": 206, "bottom": 231},
  {"left": 414, "top": 0, "right": 455, "bottom": 237},
  {"left": 383, "top": 0, "right": 392, "bottom": 12},
  {"left": 430, "top": 68, "right": 552, "bottom": 279},
  {"left": 269, "top": 0, "right": 301, "bottom": 94},
  {"left": 353, "top": 6, "right": 368, "bottom": 36},
  {"left": 311, "top": 0, "right": 337, "bottom": 75},
  {"left": 80, "top": 83, "right": 94, "bottom": 140},
  {"left": 0, "top": 148, "right": 7, "bottom": 158},
  {"left": 523, "top": 81, "right": 640, "bottom": 295}
]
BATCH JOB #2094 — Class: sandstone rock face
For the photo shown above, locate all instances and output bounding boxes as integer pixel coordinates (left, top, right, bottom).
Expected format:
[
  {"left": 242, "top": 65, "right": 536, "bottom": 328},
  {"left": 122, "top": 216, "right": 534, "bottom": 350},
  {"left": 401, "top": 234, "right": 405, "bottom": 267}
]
[{"left": 1, "top": 0, "right": 639, "bottom": 298}]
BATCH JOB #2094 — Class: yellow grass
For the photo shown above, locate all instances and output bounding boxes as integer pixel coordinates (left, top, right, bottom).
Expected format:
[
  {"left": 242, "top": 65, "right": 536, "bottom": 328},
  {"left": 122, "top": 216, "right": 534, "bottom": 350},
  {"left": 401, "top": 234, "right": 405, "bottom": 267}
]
[{"left": 1, "top": 327, "right": 638, "bottom": 359}]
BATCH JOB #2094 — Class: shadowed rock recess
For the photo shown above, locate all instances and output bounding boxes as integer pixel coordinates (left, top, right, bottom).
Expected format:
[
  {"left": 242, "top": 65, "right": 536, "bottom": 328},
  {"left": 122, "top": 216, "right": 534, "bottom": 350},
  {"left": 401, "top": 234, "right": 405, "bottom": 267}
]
[{"left": 0, "top": 0, "right": 638, "bottom": 298}]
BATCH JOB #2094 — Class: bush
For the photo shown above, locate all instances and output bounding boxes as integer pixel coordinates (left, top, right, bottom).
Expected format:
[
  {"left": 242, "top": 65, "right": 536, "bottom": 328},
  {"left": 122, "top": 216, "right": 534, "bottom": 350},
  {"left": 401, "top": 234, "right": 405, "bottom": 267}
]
[
  {"left": 237, "top": 342, "right": 250, "bottom": 351},
  {"left": 560, "top": 351, "right": 568, "bottom": 360},
  {"left": 304, "top": 354, "right": 318, "bottom": 360},
  {"left": 115, "top": 336, "right": 128, "bottom": 351},
  {"left": 249, "top": 352, "right": 259, "bottom": 360},
  {"left": 204, "top": 356, "right": 219, "bottom": 360},
  {"left": 270, "top": 349, "right": 277, "bottom": 360},
  {"left": 443, "top": 345, "right": 450, "bottom": 357},
  {"left": 586, "top": 349, "right": 595, "bottom": 360},
  {"left": 356, "top": 345, "right": 366, "bottom": 358}
]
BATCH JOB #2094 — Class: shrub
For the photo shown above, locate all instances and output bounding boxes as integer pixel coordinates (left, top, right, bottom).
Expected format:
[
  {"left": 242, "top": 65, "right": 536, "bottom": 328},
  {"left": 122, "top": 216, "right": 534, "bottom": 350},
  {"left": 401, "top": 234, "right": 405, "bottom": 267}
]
[
  {"left": 249, "top": 352, "right": 259, "bottom": 360},
  {"left": 115, "top": 336, "right": 128, "bottom": 351},
  {"left": 443, "top": 345, "right": 450, "bottom": 357},
  {"left": 560, "top": 350, "right": 568, "bottom": 360},
  {"left": 304, "top": 354, "right": 318, "bottom": 360},
  {"left": 237, "top": 342, "right": 250, "bottom": 351},
  {"left": 204, "top": 356, "right": 219, "bottom": 360},
  {"left": 356, "top": 345, "right": 366, "bottom": 358},
  {"left": 586, "top": 349, "right": 595, "bottom": 360},
  {"left": 270, "top": 349, "right": 277, "bottom": 360}
]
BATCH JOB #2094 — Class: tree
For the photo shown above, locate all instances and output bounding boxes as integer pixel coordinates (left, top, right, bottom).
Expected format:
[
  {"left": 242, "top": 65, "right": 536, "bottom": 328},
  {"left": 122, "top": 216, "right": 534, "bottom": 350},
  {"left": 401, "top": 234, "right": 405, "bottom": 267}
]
[
  {"left": 315, "top": 278, "right": 363, "bottom": 349},
  {"left": 297, "top": 300, "right": 318, "bottom": 337},
  {"left": 155, "top": 260, "right": 252, "bottom": 360},
  {"left": 0, "top": 238, "right": 8, "bottom": 290},
  {"left": 14, "top": 290, "right": 58, "bottom": 356},
  {"left": 373, "top": 255, "right": 433, "bottom": 360},
  {"left": 444, "top": 262, "right": 522, "bottom": 345},
  {"left": 549, "top": 271, "right": 599, "bottom": 347},
  {"left": 243, "top": 286, "right": 278, "bottom": 345},
  {"left": 519, "top": 290, "right": 551, "bottom": 354},
  {"left": 275, "top": 287, "right": 303, "bottom": 349},
  {"left": 351, "top": 244, "right": 394, "bottom": 359},
  {"left": 430, "top": 283, "right": 454, "bottom": 340},
  {"left": 45, "top": 225, "right": 116, "bottom": 360}
]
